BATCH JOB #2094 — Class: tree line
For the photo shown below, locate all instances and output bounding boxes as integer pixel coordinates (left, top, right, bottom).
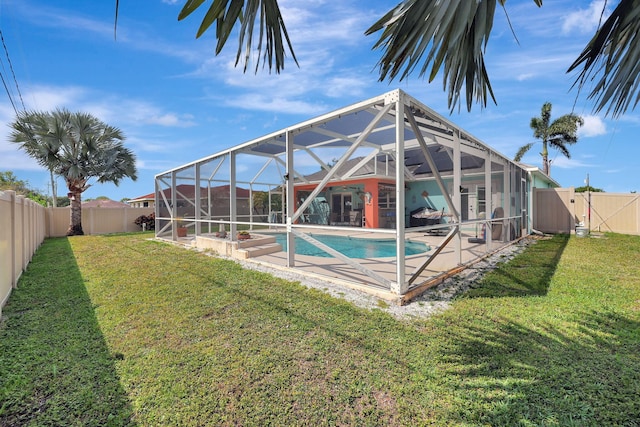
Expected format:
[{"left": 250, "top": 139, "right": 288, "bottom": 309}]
[{"left": 0, "top": 171, "right": 70, "bottom": 207}]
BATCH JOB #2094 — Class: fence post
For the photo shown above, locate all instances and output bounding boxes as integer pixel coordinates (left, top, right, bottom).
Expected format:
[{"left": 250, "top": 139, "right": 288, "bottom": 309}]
[
  {"left": 19, "top": 195, "right": 27, "bottom": 276},
  {"left": 9, "top": 191, "right": 16, "bottom": 289},
  {"left": 637, "top": 196, "right": 640, "bottom": 235}
]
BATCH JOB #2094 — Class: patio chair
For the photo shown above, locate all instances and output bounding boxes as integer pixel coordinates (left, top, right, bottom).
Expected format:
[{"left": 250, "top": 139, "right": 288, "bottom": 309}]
[
  {"left": 491, "top": 207, "right": 504, "bottom": 240},
  {"left": 349, "top": 210, "right": 362, "bottom": 227}
]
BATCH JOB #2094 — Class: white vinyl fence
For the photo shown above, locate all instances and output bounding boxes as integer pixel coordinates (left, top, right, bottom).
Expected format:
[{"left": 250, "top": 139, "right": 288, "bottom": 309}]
[
  {"left": 0, "top": 191, "right": 46, "bottom": 316},
  {"left": 534, "top": 188, "right": 640, "bottom": 234},
  {"left": 1, "top": 189, "right": 153, "bottom": 317}
]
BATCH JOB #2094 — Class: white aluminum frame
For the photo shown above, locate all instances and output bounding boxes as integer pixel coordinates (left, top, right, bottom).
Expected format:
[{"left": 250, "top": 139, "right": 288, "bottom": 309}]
[{"left": 155, "top": 89, "right": 528, "bottom": 296}]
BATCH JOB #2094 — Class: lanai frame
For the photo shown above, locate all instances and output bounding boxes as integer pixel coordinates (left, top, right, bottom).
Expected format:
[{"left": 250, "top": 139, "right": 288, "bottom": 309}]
[{"left": 155, "top": 89, "right": 529, "bottom": 296}]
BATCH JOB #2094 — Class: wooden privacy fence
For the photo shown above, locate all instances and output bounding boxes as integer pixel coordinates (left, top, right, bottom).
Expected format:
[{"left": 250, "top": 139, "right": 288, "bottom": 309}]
[
  {"left": 1, "top": 189, "right": 153, "bottom": 316},
  {"left": 534, "top": 188, "right": 640, "bottom": 235}
]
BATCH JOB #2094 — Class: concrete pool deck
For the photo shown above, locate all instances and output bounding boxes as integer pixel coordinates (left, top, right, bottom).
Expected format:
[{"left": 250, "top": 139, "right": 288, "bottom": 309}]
[{"left": 173, "top": 226, "right": 516, "bottom": 304}]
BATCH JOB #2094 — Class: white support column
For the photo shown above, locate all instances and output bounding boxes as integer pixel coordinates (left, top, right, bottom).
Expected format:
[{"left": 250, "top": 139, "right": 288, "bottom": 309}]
[
  {"left": 453, "top": 131, "right": 462, "bottom": 265},
  {"left": 394, "top": 94, "right": 407, "bottom": 295},
  {"left": 504, "top": 161, "right": 511, "bottom": 241},
  {"left": 195, "top": 162, "right": 201, "bottom": 236},
  {"left": 485, "top": 150, "right": 492, "bottom": 247},
  {"left": 248, "top": 186, "right": 254, "bottom": 227},
  {"left": 285, "top": 130, "right": 295, "bottom": 267},
  {"left": 171, "top": 172, "right": 177, "bottom": 240},
  {"left": 230, "top": 152, "right": 237, "bottom": 238}
]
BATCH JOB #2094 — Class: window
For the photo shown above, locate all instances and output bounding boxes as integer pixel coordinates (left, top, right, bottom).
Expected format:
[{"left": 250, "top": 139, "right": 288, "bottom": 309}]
[{"left": 378, "top": 183, "right": 396, "bottom": 208}]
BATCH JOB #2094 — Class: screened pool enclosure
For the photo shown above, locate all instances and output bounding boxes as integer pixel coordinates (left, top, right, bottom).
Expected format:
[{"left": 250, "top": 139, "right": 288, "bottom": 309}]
[{"left": 155, "top": 90, "right": 530, "bottom": 299}]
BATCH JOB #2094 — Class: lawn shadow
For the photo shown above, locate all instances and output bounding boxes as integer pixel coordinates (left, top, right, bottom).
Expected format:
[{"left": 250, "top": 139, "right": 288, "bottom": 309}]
[
  {"left": 151, "top": 236, "right": 638, "bottom": 425},
  {"left": 432, "top": 309, "right": 640, "bottom": 425},
  {"left": 463, "top": 234, "right": 571, "bottom": 298},
  {"left": 0, "top": 237, "right": 136, "bottom": 426}
]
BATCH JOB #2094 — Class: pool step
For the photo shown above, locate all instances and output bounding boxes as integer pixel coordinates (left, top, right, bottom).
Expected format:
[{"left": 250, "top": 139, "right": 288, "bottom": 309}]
[
  {"left": 195, "top": 234, "right": 283, "bottom": 259},
  {"left": 237, "top": 241, "right": 283, "bottom": 259},
  {"left": 236, "top": 234, "right": 276, "bottom": 248}
]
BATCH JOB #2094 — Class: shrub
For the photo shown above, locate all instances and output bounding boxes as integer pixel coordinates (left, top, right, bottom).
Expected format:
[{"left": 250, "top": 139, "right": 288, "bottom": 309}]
[{"left": 134, "top": 213, "right": 155, "bottom": 230}]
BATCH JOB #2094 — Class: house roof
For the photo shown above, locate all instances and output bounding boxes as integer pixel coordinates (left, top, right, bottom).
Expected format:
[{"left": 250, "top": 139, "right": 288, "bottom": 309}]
[
  {"left": 128, "top": 192, "right": 155, "bottom": 203},
  {"left": 300, "top": 157, "right": 395, "bottom": 182},
  {"left": 299, "top": 148, "right": 487, "bottom": 184},
  {"left": 82, "top": 199, "right": 130, "bottom": 208},
  {"left": 158, "top": 90, "right": 513, "bottom": 194},
  {"left": 518, "top": 163, "right": 561, "bottom": 188},
  {"left": 162, "top": 89, "right": 512, "bottom": 185},
  {"left": 131, "top": 184, "right": 251, "bottom": 203}
]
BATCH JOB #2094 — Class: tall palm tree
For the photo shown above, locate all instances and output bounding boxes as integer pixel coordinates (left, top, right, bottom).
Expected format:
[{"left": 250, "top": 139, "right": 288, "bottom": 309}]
[
  {"left": 10, "top": 109, "right": 137, "bottom": 235},
  {"left": 147, "top": 0, "right": 640, "bottom": 117},
  {"left": 514, "top": 102, "right": 584, "bottom": 176}
]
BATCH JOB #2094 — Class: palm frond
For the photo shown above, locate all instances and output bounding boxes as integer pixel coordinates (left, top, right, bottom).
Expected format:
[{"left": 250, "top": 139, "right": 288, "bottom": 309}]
[
  {"left": 178, "top": 0, "right": 297, "bottom": 74},
  {"left": 114, "top": 0, "right": 119, "bottom": 40},
  {"left": 548, "top": 139, "right": 572, "bottom": 159},
  {"left": 366, "top": 0, "right": 542, "bottom": 112},
  {"left": 514, "top": 142, "right": 534, "bottom": 162},
  {"left": 548, "top": 114, "right": 584, "bottom": 147},
  {"left": 568, "top": 0, "right": 640, "bottom": 117}
]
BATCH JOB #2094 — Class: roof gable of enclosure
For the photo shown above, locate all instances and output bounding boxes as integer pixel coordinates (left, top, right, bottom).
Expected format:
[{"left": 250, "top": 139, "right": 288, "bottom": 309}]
[{"left": 163, "top": 89, "right": 515, "bottom": 177}]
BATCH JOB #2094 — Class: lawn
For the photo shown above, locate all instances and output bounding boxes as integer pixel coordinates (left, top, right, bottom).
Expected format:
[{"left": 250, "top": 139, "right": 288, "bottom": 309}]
[{"left": 0, "top": 232, "right": 638, "bottom": 426}]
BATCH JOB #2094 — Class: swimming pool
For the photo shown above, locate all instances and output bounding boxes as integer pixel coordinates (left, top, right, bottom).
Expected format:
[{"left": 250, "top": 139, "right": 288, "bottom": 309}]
[{"left": 272, "top": 233, "right": 430, "bottom": 258}]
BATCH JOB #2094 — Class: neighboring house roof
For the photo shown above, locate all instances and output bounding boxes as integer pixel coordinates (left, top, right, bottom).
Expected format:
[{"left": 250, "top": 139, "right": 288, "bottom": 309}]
[
  {"left": 82, "top": 199, "right": 130, "bottom": 208},
  {"left": 128, "top": 192, "right": 155, "bottom": 204},
  {"left": 129, "top": 184, "right": 251, "bottom": 203}
]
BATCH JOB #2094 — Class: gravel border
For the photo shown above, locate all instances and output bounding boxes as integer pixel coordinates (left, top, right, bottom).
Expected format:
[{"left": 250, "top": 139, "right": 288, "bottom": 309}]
[{"left": 199, "top": 237, "right": 539, "bottom": 321}]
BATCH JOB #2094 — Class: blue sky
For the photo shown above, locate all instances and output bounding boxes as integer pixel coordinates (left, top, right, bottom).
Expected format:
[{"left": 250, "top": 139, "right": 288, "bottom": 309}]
[{"left": 0, "top": 0, "right": 637, "bottom": 201}]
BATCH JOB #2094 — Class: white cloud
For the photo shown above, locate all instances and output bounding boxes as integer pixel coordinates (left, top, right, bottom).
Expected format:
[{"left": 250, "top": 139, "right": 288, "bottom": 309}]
[
  {"left": 21, "top": 85, "right": 86, "bottom": 111},
  {"left": 14, "top": 1, "right": 204, "bottom": 64},
  {"left": 0, "top": 146, "right": 41, "bottom": 171},
  {"left": 184, "top": 1, "right": 382, "bottom": 115},
  {"left": 562, "top": 1, "right": 610, "bottom": 35},
  {"left": 19, "top": 85, "right": 197, "bottom": 128},
  {"left": 579, "top": 115, "right": 607, "bottom": 137},
  {"left": 225, "top": 94, "right": 328, "bottom": 115},
  {"left": 0, "top": 83, "right": 198, "bottom": 177},
  {"left": 135, "top": 158, "right": 179, "bottom": 171},
  {"left": 549, "top": 156, "right": 593, "bottom": 170},
  {"left": 147, "top": 113, "right": 196, "bottom": 127},
  {"left": 516, "top": 73, "right": 535, "bottom": 81},
  {"left": 325, "top": 76, "right": 369, "bottom": 98},
  {"left": 126, "top": 135, "right": 179, "bottom": 153}
]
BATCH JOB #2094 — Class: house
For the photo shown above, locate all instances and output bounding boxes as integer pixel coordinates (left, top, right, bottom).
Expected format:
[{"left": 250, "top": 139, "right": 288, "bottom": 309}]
[
  {"left": 127, "top": 192, "right": 155, "bottom": 208},
  {"left": 82, "top": 199, "right": 130, "bottom": 208},
  {"left": 155, "top": 89, "right": 537, "bottom": 298}
]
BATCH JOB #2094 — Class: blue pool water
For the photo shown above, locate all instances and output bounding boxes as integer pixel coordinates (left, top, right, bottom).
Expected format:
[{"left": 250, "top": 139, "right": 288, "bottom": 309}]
[{"left": 273, "top": 233, "right": 430, "bottom": 258}]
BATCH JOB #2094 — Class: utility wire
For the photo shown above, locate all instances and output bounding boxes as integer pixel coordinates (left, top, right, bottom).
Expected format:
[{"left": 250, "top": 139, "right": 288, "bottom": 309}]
[
  {"left": 0, "top": 28, "right": 25, "bottom": 111},
  {"left": 0, "top": 67, "right": 17, "bottom": 115}
]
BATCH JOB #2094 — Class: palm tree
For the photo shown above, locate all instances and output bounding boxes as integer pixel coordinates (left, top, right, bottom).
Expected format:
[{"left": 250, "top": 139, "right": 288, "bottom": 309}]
[
  {"left": 10, "top": 109, "right": 137, "bottom": 236},
  {"left": 514, "top": 102, "right": 584, "bottom": 176},
  {"left": 145, "top": 0, "right": 640, "bottom": 117}
]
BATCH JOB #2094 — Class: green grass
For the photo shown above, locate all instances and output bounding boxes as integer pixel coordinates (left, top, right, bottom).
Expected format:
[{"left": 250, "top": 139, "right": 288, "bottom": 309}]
[{"left": 1, "top": 232, "right": 639, "bottom": 426}]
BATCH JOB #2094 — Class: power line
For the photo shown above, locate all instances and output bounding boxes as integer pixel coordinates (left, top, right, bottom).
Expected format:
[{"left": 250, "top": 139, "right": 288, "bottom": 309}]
[
  {"left": 0, "top": 28, "right": 25, "bottom": 111},
  {"left": 0, "top": 67, "right": 17, "bottom": 114}
]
